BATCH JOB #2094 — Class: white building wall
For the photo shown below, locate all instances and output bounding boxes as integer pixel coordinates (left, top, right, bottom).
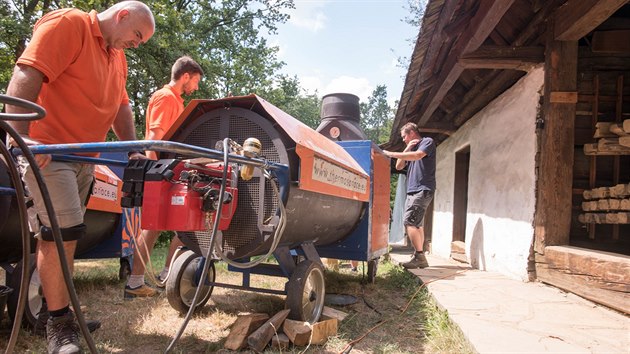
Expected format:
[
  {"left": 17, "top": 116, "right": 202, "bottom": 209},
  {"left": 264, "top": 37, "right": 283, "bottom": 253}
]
[{"left": 432, "top": 66, "right": 544, "bottom": 281}]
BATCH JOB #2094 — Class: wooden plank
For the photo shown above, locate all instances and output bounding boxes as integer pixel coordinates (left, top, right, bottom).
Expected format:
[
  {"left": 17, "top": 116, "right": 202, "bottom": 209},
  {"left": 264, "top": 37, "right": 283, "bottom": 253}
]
[
  {"left": 321, "top": 306, "right": 348, "bottom": 321},
  {"left": 554, "top": 0, "right": 628, "bottom": 41},
  {"left": 584, "top": 141, "right": 630, "bottom": 155},
  {"left": 549, "top": 91, "right": 578, "bottom": 103},
  {"left": 224, "top": 313, "right": 270, "bottom": 350},
  {"left": 534, "top": 22, "right": 577, "bottom": 253},
  {"left": 609, "top": 123, "right": 628, "bottom": 137},
  {"left": 458, "top": 45, "right": 544, "bottom": 71},
  {"left": 247, "top": 309, "right": 290, "bottom": 352},
  {"left": 416, "top": 0, "right": 516, "bottom": 126},
  {"left": 593, "top": 122, "right": 617, "bottom": 138},
  {"left": 619, "top": 136, "right": 630, "bottom": 147},
  {"left": 536, "top": 245, "right": 630, "bottom": 314},
  {"left": 310, "top": 318, "right": 338, "bottom": 345},
  {"left": 271, "top": 333, "right": 290, "bottom": 350},
  {"left": 592, "top": 30, "right": 630, "bottom": 53},
  {"left": 624, "top": 119, "right": 630, "bottom": 133}
]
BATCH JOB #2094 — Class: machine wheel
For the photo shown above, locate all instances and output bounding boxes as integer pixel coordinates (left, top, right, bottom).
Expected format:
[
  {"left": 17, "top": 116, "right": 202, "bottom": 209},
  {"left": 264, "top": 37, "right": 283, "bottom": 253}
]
[
  {"left": 166, "top": 250, "right": 215, "bottom": 314},
  {"left": 7, "top": 256, "right": 42, "bottom": 329},
  {"left": 286, "top": 260, "right": 325, "bottom": 323},
  {"left": 367, "top": 259, "right": 379, "bottom": 284}
]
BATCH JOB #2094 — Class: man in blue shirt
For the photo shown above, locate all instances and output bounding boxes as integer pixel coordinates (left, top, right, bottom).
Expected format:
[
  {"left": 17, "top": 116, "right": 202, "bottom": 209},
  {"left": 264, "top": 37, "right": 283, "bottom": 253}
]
[{"left": 384, "top": 122, "right": 436, "bottom": 268}]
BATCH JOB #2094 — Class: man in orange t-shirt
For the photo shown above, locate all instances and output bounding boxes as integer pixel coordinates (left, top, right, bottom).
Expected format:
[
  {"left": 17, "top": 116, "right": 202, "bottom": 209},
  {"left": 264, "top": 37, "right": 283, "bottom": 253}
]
[
  {"left": 6, "top": 2, "right": 154, "bottom": 352},
  {"left": 124, "top": 56, "right": 203, "bottom": 298}
]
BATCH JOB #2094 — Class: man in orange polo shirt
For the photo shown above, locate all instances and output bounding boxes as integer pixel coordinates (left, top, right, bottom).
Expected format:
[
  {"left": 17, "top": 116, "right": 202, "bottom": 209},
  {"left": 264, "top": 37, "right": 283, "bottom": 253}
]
[
  {"left": 6, "top": 1, "right": 154, "bottom": 353},
  {"left": 124, "top": 56, "right": 203, "bottom": 298}
]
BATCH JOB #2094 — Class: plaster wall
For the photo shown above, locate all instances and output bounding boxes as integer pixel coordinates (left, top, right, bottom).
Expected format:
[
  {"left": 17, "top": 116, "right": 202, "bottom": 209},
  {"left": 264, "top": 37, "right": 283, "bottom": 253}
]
[{"left": 432, "top": 66, "right": 544, "bottom": 281}]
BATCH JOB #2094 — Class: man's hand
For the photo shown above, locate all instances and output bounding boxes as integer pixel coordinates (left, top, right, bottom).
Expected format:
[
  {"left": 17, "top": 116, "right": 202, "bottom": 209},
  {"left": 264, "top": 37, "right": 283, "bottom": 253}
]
[
  {"left": 128, "top": 152, "right": 149, "bottom": 160},
  {"left": 8, "top": 135, "right": 52, "bottom": 169},
  {"left": 405, "top": 139, "right": 420, "bottom": 151}
]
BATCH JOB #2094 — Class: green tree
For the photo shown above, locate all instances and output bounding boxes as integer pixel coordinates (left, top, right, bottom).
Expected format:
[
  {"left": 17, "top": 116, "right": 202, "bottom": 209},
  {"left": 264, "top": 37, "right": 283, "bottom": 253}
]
[
  {"left": 0, "top": 0, "right": 295, "bottom": 138},
  {"left": 360, "top": 85, "right": 393, "bottom": 144},
  {"left": 261, "top": 75, "right": 321, "bottom": 129}
]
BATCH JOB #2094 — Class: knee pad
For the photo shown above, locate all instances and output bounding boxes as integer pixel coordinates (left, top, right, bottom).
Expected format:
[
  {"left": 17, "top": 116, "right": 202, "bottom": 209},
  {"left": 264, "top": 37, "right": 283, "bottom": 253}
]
[{"left": 40, "top": 224, "right": 87, "bottom": 241}]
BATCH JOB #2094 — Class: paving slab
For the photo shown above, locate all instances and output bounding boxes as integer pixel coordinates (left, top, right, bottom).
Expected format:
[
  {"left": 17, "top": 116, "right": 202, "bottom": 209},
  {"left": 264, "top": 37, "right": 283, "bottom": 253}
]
[{"left": 389, "top": 250, "right": 630, "bottom": 354}]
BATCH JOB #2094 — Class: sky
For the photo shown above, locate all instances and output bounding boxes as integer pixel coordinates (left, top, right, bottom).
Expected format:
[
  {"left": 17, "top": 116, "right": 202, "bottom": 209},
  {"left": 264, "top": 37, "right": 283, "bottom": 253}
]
[{"left": 267, "top": 0, "right": 419, "bottom": 107}]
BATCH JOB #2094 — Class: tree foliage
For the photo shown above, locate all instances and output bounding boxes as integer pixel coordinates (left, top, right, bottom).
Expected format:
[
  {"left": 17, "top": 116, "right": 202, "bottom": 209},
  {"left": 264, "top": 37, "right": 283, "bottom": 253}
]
[
  {"left": 0, "top": 0, "right": 299, "bottom": 136},
  {"left": 360, "top": 85, "right": 394, "bottom": 144}
]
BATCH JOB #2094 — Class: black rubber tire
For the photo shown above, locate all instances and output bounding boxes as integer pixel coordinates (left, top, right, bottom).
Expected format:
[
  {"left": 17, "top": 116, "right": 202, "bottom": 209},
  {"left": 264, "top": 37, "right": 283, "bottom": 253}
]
[
  {"left": 7, "top": 256, "right": 42, "bottom": 329},
  {"left": 367, "top": 258, "right": 379, "bottom": 284},
  {"left": 166, "top": 250, "right": 214, "bottom": 314},
  {"left": 286, "top": 260, "right": 325, "bottom": 323}
]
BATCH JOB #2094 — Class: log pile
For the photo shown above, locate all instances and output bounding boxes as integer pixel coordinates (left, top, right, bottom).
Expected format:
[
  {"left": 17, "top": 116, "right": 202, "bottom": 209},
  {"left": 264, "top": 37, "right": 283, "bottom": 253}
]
[
  {"left": 224, "top": 306, "right": 346, "bottom": 352},
  {"left": 583, "top": 120, "right": 630, "bottom": 155},
  {"left": 580, "top": 183, "right": 630, "bottom": 224}
]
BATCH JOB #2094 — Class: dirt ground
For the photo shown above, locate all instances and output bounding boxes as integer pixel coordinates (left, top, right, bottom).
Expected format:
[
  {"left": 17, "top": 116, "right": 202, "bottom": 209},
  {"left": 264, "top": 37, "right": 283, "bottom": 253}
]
[{"left": 0, "top": 255, "right": 432, "bottom": 353}]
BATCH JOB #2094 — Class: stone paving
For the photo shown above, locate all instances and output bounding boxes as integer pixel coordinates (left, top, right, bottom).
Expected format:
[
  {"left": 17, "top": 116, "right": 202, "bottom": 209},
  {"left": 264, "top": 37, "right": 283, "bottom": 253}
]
[{"left": 389, "top": 250, "right": 630, "bottom": 354}]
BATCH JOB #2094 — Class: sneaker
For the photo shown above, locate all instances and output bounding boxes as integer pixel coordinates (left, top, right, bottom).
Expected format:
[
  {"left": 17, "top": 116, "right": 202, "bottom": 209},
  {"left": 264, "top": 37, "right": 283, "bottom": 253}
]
[
  {"left": 46, "top": 311, "right": 81, "bottom": 354},
  {"left": 35, "top": 303, "right": 101, "bottom": 336},
  {"left": 124, "top": 284, "right": 159, "bottom": 299},
  {"left": 402, "top": 253, "right": 429, "bottom": 269}
]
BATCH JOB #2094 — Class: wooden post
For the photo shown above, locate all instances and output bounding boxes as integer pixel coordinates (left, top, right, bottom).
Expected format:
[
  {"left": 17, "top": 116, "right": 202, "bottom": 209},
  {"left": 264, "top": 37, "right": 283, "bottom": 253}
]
[{"left": 534, "top": 19, "right": 578, "bottom": 253}]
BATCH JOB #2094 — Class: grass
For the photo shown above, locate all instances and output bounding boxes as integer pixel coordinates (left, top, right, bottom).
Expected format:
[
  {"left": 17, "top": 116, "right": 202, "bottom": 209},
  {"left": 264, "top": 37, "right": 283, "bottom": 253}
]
[{"left": 0, "top": 247, "right": 472, "bottom": 353}]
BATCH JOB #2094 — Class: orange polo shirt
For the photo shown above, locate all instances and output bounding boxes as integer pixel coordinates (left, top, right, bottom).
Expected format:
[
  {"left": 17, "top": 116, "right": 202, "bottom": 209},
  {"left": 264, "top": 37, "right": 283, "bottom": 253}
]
[
  {"left": 145, "top": 85, "right": 184, "bottom": 139},
  {"left": 17, "top": 9, "right": 129, "bottom": 153}
]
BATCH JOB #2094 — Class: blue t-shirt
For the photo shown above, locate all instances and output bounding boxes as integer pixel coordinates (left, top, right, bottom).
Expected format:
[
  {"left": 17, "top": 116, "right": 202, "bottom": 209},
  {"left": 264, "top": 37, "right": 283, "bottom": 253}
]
[{"left": 406, "top": 137, "right": 436, "bottom": 193}]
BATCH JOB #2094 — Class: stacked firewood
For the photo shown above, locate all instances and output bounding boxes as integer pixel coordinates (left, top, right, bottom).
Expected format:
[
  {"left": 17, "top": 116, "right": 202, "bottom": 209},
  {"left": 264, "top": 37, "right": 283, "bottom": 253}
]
[
  {"left": 223, "top": 306, "right": 346, "bottom": 352},
  {"left": 583, "top": 119, "right": 630, "bottom": 155},
  {"left": 579, "top": 183, "right": 630, "bottom": 224}
]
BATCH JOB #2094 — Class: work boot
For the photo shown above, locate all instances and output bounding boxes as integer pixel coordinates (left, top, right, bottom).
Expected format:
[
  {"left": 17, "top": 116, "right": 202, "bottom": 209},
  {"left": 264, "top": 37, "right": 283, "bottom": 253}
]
[
  {"left": 35, "top": 302, "right": 101, "bottom": 336},
  {"left": 402, "top": 252, "right": 429, "bottom": 269},
  {"left": 46, "top": 311, "right": 81, "bottom": 354},
  {"left": 124, "top": 284, "right": 159, "bottom": 299}
]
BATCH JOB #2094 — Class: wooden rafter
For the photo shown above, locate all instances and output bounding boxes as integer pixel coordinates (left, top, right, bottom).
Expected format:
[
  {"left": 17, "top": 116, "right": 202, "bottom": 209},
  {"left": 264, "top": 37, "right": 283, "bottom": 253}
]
[
  {"left": 459, "top": 45, "right": 544, "bottom": 70},
  {"left": 554, "top": 0, "right": 629, "bottom": 41},
  {"left": 415, "top": 0, "right": 516, "bottom": 126}
]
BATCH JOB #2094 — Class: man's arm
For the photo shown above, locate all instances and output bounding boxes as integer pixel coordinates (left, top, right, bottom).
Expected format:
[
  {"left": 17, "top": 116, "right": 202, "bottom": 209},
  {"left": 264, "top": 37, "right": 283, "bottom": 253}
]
[
  {"left": 6, "top": 64, "right": 53, "bottom": 168},
  {"left": 6, "top": 65, "right": 44, "bottom": 135},
  {"left": 111, "top": 104, "right": 146, "bottom": 159},
  {"left": 145, "top": 127, "right": 164, "bottom": 160}
]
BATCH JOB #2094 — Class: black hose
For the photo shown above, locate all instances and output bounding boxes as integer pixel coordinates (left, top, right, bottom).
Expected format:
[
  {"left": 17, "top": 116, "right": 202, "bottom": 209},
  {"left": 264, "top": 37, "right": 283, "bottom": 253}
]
[
  {"left": 0, "top": 123, "right": 30, "bottom": 354},
  {"left": 0, "top": 94, "right": 97, "bottom": 353},
  {"left": 164, "top": 137, "right": 230, "bottom": 353}
]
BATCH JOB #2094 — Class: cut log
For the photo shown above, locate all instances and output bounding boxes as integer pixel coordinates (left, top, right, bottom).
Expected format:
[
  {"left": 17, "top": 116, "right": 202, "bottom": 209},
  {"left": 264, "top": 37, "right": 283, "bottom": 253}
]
[
  {"left": 584, "top": 139, "right": 630, "bottom": 155},
  {"left": 583, "top": 187, "right": 610, "bottom": 200},
  {"left": 594, "top": 122, "right": 616, "bottom": 138},
  {"left": 620, "top": 136, "right": 630, "bottom": 147},
  {"left": 609, "top": 123, "right": 629, "bottom": 137},
  {"left": 609, "top": 184, "right": 630, "bottom": 198},
  {"left": 310, "top": 318, "right": 338, "bottom": 345},
  {"left": 271, "top": 333, "right": 290, "bottom": 350},
  {"left": 321, "top": 306, "right": 348, "bottom": 321},
  {"left": 624, "top": 119, "right": 630, "bottom": 133},
  {"left": 579, "top": 212, "right": 630, "bottom": 224},
  {"left": 283, "top": 319, "right": 312, "bottom": 346},
  {"left": 247, "top": 309, "right": 290, "bottom": 352},
  {"left": 283, "top": 318, "right": 338, "bottom": 346},
  {"left": 224, "top": 313, "right": 270, "bottom": 350}
]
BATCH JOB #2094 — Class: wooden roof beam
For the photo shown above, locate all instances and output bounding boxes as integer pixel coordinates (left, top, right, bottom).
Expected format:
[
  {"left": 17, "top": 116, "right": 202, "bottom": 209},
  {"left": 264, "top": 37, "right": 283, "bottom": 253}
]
[
  {"left": 459, "top": 45, "right": 544, "bottom": 70},
  {"left": 415, "top": 0, "right": 516, "bottom": 126},
  {"left": 419, "top": 122, "right": 457, "bottom": 135},
  {"left": 554, "top": 0, "right": 628, "bottom": 41}
]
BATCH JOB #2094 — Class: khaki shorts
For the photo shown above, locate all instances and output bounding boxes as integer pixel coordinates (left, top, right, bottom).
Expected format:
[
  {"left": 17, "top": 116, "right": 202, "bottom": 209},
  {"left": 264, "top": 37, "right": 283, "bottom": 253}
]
[{"left": 18, "top": 157, "right": 94, "bottom": 229}]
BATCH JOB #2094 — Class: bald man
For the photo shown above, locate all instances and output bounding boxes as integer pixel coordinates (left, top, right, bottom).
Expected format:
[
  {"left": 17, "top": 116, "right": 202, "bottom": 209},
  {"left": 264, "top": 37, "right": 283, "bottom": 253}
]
[{"left": 6, "top": 2, "right": 155, "bottom": 352}]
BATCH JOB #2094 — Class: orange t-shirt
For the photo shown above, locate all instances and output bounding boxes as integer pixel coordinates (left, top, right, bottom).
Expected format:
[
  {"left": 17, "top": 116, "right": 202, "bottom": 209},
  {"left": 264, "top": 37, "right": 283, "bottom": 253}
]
[
  {"left": 17, "top": 9, "right": 129, "bottom": 150},
  {"left": 145, "top": 85, "right": 184, "bottom": 140}
]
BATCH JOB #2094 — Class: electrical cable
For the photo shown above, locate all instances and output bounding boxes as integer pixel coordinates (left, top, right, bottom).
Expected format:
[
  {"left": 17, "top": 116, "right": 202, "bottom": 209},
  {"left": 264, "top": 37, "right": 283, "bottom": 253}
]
[
  {"left": 164, "top": 138, "right": 231, "bottom": 353},
  {"left": 213, "top": 160, "right": 287, "bottom": 269},
  {"left": 0, "top": 94, "right": 96, "bottom": 353}
]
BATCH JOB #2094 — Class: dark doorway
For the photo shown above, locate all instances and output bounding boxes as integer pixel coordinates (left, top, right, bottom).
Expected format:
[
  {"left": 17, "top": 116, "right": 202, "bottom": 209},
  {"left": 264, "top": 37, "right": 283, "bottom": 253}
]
[{"left": 452, "top": 146, "right": 470, "bottom": 262}]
